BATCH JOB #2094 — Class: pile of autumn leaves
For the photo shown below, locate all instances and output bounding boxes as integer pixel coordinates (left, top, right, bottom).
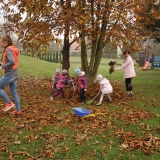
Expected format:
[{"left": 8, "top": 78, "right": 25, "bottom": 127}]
[{"left": 0, "top": 77, "right": 159, "bottom": 159}]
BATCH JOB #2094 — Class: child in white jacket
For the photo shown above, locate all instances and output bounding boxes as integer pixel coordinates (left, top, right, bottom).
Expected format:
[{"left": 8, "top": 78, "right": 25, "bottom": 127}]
[{"left": 94, "top": 74, "right": 113, "bottom": 106}]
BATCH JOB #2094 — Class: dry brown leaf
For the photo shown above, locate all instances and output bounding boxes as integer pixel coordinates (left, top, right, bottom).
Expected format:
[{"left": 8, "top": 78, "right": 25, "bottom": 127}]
[{"left": 13, "top": 140, "right": 21, "bottom": 145}]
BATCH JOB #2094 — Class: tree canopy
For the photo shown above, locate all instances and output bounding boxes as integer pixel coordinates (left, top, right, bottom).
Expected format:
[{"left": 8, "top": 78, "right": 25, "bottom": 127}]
[{"left": 0, "top": 0, "right": 159, "bottom": 83}]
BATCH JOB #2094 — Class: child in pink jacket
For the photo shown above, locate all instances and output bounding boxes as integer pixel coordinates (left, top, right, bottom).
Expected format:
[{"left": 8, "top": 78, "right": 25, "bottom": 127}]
[
  {"left": 114, "top": 50, "right": 136, "bottom": 96},
  {"left": 50, "top": 69, "right": 73, "bottom": 100},
  {"left": 94, "top": 74, "right": 113, "bottom": 105},
  {"left": 74, "top": 67, "right": 88, "bottom": 103}
]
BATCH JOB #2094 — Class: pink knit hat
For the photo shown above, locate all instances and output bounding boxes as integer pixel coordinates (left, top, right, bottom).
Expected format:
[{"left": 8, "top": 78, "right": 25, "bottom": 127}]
[{"left": 62, "top": 69, "right": 68, "bottom": 75}]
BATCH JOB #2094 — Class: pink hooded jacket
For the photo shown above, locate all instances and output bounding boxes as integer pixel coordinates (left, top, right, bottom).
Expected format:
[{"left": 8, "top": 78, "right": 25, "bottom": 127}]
[
  {"left": 77, "top": 71, "right": 88, "bottom": 89},
  {"left": 115, "top": 55, "right": 136, "bottom": 78},
  {"left": 56, "top": 74, "right": 69, "bottom": 89}
]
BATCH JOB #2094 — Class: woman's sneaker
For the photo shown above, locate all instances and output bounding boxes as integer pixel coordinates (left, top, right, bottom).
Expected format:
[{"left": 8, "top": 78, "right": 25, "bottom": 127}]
[
  {"left": 127, "top": 94, "right": 133, "bottom": 97},
  {"left": 3, "top": 102, "right": 15, "bottom": 112},
  {"left": 9, "top": 110, "right": 22, "bottom": 115}
]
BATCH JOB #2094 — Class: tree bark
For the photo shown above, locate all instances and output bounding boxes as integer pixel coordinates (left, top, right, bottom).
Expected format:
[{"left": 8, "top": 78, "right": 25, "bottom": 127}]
[
  {"left": 80, "top": 0, "right": 108, "bottom": 85},
  {"left": 61, "top": 0, "right": 71, "bottom": 71},
  {"left": 62, "top": 32, "right": 70, "bottom": 70}
]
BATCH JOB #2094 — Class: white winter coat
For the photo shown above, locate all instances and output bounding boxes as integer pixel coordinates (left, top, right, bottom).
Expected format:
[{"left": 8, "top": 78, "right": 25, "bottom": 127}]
[{"left": 99, "top": 78, "right": 113, "bottom": 94}]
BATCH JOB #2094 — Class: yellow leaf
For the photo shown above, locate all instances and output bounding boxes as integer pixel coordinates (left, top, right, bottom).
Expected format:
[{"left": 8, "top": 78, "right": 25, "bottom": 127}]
[{"left": 150, "top": 9, "right": 156, "bottom": 14}]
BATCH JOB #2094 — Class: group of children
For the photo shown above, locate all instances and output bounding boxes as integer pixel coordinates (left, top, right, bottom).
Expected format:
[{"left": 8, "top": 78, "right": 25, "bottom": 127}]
[{"left": 50, "top": 67, "right": 113, "bottom": 105}]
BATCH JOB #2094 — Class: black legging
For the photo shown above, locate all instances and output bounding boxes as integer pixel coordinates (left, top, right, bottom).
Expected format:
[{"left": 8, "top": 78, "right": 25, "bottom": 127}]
[
  {"left": 125, "top": 78, "right": 132, "bottom": 91},
  {"left": 80, "top": 88, "right": 86, "bottom": 102}
]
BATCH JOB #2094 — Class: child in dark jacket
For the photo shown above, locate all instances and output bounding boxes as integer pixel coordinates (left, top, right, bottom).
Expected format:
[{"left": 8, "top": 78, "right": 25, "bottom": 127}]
[
  {"left": 50, "top": 69, "right": 73, "bottom": 100},
  {"left": 74, "top": 67, "right": 88, "bottom": 103}
]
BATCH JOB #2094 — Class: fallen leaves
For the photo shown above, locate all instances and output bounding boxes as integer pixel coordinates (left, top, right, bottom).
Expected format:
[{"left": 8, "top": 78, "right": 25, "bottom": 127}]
[
  {"left": 114, "top": 107, "right": 155, "bottom": 124},
  {"left": 155, "top": 127, "right": 160, "bottom": 133},
  {"left": 0, "top": 138, "right": 7, "bottom": 150},
  {"left": 0, "top": 76, "right": 159, "bottom": 159},
  {"left": 108, "top": 61, "right": 117, "bottom": 75},
  {"left": 115, "top": 129, "right": 160, "bottom": 155},
  {"left": 13, "top": 136, "right": 21, "bottom": 145},
  {"left": 75, "top": 134, "right": 88, "bottom": 144}
]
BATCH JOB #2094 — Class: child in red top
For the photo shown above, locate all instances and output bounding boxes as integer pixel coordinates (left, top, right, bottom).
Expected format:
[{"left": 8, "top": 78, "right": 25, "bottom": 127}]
[{"left": 74, "top": 67, "right": 88, "bottom": 103}]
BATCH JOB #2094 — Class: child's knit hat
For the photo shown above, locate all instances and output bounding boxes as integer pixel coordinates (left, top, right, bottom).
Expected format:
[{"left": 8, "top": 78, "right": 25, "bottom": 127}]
[
  {"left": 95, "top": 74, "right": 103, "bottom": 81},
  {"left": 62, "top": 69, "right": 68, "bottom": 75},
  {"left": 56, "top": 68, "right": 60, "bottom": 73},
  {"left": 74, "top": 67, "right": 82, "bottom": 76}
]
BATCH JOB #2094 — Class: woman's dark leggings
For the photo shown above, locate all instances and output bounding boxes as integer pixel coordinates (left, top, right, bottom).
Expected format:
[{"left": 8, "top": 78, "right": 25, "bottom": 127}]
[{"left": 125, "top": 78, "right": 132, "bottom": 91}]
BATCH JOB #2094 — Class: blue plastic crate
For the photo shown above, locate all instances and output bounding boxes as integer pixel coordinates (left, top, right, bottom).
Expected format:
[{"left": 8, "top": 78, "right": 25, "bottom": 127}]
[
  {"left": 72, "top": 107, "right": 92, "bottom": 117},
  {"left": 152, "top": 62, "right": 160, "bottom": 68}
]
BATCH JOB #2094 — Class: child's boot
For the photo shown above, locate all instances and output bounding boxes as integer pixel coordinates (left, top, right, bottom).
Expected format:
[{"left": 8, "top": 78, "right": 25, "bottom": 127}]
[
  {"left": 96, "top": 101, "right": 102, "bottom": 106},
  {"left": 96, "top": 94, "right": 104, "bottom": 106},
  {"left": 108, "top": 94, "right": 112, "bottom": 103},
  {"left": 50, "top": 96, "right": 53, "bottom": 101}
]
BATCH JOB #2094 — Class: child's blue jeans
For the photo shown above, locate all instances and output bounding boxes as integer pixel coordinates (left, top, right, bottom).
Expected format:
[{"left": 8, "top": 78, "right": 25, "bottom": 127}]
[{"left": 0, "top": 75, "right": 21, "bottom": 111}]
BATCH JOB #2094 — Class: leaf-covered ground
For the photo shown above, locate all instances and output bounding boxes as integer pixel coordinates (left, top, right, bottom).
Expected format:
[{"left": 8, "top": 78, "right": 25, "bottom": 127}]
[{"left": 0, "top": 77, "right": 159, "bottom": 159}]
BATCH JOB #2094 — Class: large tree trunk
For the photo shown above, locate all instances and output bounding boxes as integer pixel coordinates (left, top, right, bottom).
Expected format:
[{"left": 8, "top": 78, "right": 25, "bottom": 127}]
[
  {"left": 80, "top": 0, "right": 108, "bottom": 85},
  {"left": 61, "top": 0, "right": 70, "bottom": 71},
  {"left": 81, "top": 32, "right": 105, "bottom": 85},
  {"left": 81, "top": 34, "right": 88, "bottom": 73},
  {"left": 62, "top": 32, "right": 70, "bottom": 70}
]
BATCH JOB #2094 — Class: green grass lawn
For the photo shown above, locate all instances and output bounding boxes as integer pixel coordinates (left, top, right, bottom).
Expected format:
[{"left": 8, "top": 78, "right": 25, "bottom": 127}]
[
  {"left": 18, "top": 55, "right": 125, "bottom": 77},
  {"left": 0, "top": 55, "right": 160, "bottom": 160}
]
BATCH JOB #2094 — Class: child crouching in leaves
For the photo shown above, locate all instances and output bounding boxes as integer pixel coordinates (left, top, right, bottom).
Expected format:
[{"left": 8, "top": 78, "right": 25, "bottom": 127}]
[
  {"left": 74, "top": 67, "right": 88, "bottom": 103},
  {"left": 51, "top": 68, "right": 60, "bottom": 93},
  {"left": 50, "top": 69, "right": 73, "bottom": 100},
  {"left": 94, "top": 74, "right": 113, "bottom": 106}
]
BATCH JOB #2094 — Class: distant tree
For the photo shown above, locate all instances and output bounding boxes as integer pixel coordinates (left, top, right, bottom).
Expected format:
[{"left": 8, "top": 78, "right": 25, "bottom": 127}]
[
  {"left": 145, "top": 18, "right": 160, "bottom": 43},
  {"left": 0, "top": 6, "right": 10, "bottom": 36},
  {"left": 143, "top": 2, "right": 160, "bottom": 43}
]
